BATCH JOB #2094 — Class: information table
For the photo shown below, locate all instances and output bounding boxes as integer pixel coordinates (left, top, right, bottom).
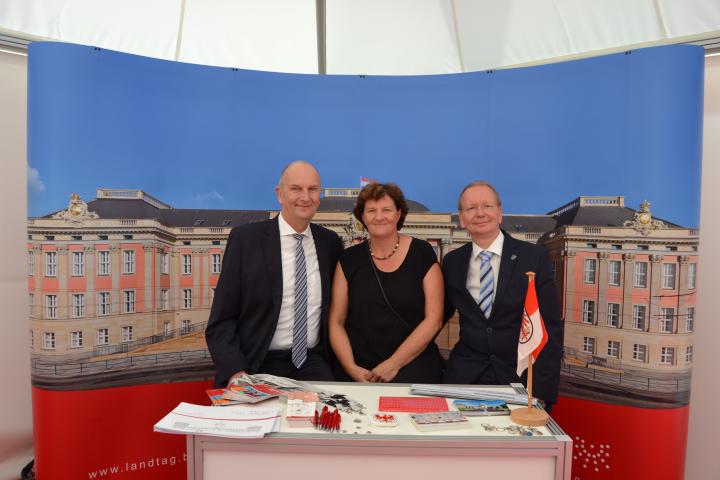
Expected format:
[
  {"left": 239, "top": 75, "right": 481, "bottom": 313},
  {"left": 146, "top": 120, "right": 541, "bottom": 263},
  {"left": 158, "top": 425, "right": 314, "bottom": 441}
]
[{"left": 186, "top": 383, "right": 572, "bottom": 480}]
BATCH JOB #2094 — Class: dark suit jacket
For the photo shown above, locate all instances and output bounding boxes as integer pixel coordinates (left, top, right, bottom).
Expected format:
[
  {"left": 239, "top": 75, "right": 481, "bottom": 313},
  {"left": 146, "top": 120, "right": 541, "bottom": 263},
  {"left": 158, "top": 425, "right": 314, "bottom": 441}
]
[
  {"left": 442, "top": 231, "right": 563, "bottom": 404},
  {"left": 205, "top": 217, "right": 343, "bottom": 387}
]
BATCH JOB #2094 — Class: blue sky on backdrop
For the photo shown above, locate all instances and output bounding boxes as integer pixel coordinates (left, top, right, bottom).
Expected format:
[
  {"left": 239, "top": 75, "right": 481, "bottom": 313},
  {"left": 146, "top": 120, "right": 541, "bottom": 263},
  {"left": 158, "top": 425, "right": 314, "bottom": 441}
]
[{"left": 27, "top": 43, "right": 704, "bottom": 226}]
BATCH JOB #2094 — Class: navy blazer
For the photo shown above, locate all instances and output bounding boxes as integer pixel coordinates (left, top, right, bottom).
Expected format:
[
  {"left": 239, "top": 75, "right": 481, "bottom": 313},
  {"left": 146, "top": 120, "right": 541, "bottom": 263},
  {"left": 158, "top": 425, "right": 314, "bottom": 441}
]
[
  {"left": 442, "top": 231, "right": 563, "bottom": 404},
  {"left": 205, "top": 216, "right": 343, "bottom": 387}
]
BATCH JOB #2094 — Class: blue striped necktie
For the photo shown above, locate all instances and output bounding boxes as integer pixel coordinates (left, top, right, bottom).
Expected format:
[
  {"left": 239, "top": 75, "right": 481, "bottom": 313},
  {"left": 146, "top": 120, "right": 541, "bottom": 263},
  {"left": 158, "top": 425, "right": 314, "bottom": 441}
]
[
  {"left": 478, "top": 251, "right": 494, "bottom": 318},
  {"left": 291, "top": 233, "right": 308, "bottom": 368}
]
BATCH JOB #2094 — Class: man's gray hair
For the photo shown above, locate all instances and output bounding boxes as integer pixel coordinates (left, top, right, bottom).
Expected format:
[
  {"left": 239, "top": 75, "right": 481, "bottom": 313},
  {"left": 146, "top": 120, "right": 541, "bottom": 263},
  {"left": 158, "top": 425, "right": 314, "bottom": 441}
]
[
  {"left": 457, "top": 180, "right": 502, "bottom": 210},
  {"left": 277, "top": 160, "right": 320, "bottom": 186}
]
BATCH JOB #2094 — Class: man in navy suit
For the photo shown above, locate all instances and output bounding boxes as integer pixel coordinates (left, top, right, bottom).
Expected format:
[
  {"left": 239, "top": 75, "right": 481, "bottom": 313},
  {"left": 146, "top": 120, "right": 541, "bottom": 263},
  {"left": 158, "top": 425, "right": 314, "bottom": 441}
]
[
  {"left": 206, "top": 161, "right": 343, "bottom": 387},
  {"left": 442, "top": 181, "right": 562, "bottom": 409}
]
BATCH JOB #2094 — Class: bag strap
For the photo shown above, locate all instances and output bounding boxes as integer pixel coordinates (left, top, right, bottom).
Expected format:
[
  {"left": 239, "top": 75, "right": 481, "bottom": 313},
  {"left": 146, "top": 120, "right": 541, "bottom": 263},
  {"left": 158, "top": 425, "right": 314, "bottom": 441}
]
[{"left": 367, "top": 243, "right": 412, "bottom": 330}]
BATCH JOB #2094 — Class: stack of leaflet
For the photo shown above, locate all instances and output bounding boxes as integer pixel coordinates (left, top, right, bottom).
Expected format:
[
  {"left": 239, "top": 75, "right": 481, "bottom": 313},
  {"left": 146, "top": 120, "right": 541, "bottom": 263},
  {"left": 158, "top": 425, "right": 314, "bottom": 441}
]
[
  {"left": 154, "top": 402, "right": 281, "bottom": 438},
  {"left": 409, "top": 384, "right": 539, "bottom": 406}
]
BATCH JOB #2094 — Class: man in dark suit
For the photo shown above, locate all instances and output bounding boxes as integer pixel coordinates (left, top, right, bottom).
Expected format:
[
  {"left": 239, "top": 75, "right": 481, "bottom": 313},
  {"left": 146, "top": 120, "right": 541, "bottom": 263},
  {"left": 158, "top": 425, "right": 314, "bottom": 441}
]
[
  {"left": 206, "top": 161, "right": 344, "bottom": 387},
  {"left": 442, "top": 181, "right": 562, "bottom": 409}
]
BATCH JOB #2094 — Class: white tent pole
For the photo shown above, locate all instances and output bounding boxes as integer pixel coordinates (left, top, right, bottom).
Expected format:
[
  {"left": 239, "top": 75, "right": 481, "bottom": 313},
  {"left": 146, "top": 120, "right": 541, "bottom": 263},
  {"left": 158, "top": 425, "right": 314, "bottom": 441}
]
[
  {"left": 174, "top": 0, "right": 187, "bottom": 61},
  {"left": 450, "top": 0, "right": 466, "bottom": 73},
  {"left": 652, "top": 0, "right": 670, "bottom": 41},
  {"left": 316, "top": 0, "right": 327, "bottom": 74}
]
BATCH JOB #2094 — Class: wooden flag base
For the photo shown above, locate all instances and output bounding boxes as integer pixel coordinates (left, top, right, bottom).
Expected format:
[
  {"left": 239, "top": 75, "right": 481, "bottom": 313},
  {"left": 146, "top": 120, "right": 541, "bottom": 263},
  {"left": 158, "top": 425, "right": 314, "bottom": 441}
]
[{"left": 510, "top": 407, "right": 549, "bottom": 427}]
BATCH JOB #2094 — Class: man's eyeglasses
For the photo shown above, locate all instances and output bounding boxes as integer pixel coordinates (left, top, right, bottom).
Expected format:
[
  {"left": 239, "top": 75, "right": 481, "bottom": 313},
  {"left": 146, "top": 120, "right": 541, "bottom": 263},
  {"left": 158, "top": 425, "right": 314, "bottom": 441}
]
[{"left": 460, "top": 204, "right": 498, "bottom": 216}]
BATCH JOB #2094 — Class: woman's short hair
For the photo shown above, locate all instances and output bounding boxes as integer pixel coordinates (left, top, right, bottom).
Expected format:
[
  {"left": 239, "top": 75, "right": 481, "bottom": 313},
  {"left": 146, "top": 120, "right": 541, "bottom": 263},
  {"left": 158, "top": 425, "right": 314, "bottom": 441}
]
[{"left": 353, "top": 182, "right": 409, "bottom": 231}]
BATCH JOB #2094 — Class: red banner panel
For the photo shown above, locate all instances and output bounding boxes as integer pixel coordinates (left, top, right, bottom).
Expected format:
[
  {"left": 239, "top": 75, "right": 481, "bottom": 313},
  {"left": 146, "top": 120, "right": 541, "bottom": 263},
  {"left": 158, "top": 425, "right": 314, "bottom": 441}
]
[
  {"left": 33, "top": 382, "right": 211, "bottom": 480},
  {"left": 553, "top": 396, "right": 688, "bottom": 480}
]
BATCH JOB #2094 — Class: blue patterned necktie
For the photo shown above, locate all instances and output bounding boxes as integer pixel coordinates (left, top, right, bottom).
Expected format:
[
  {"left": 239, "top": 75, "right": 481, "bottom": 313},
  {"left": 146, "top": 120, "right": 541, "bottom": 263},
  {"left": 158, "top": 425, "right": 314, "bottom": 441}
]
[
  {"left": 291, "top": 233, "right": 308, "bottom": 368},
  {"left": 478, "top": 251, "right": 494, "bottom": 318}
]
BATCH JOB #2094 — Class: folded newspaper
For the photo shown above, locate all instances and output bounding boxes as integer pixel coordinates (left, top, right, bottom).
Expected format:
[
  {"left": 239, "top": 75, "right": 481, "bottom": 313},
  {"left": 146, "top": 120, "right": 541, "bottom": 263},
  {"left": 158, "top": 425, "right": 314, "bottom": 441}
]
[
  {"left": 154, "top": 402, "right": 281, "bottom": 438},
  {"left": 211, "top": 373, "right": 365, "bottom": 414},
  {"left": 410, "top": 384, "right": 539, "bottom": 406}
]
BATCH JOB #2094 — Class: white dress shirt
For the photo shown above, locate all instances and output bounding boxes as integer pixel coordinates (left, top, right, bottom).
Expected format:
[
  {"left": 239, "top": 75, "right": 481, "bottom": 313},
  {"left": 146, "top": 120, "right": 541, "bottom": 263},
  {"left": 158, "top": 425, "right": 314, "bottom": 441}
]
[
  {"left": 466, "top": 232, "right": 504, "bottom": 314},
  {"left": 268, "top": 213, "right": 322, "bottom": 351}
]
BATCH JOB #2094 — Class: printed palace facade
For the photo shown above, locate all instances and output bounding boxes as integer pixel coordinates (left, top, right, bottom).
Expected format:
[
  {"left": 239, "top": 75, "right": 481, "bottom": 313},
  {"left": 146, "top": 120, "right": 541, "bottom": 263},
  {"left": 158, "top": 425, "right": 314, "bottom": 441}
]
[{"left": 28, "top": 189, "right": 697, "bottom": 398}]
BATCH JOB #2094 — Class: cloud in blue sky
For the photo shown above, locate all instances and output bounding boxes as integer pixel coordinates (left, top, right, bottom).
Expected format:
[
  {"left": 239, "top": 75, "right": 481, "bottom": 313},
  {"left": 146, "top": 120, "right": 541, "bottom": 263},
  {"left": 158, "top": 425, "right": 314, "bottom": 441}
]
[
  {"left": 28, "top": 164, "right": 45, "bottom": 194},
  {"left": 193, "top": 190, "right": 225, "bottom": 204}
]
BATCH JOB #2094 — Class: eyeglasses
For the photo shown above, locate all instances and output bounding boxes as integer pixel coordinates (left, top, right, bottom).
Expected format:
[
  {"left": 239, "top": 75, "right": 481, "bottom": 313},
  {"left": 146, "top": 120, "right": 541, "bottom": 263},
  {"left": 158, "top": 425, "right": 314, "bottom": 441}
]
[{"left": 460, "top": 204, "right": 498, "bottom": 216}]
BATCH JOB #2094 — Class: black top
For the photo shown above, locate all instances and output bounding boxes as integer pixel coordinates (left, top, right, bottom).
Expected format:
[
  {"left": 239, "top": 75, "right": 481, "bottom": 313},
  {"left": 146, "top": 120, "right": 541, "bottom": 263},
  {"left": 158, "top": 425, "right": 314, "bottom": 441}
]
[{"left": 338, "top": 237, "right": 444, "bottom": 383}]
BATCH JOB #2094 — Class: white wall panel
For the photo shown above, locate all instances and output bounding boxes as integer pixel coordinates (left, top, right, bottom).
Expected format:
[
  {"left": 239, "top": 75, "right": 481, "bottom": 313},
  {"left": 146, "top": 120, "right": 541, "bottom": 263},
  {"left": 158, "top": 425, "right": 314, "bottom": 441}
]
[
  {"left": 0, "top": 49, "right": 32, "bottom": 478},
  {"left": 455, "top": 0, "right": 573, "bottom": 71},
  {"left": 658, "top": 0, "right": 720, "bottom": 38},
  {"left": 553, "top": 0, "right": 662, "bottom": 54},
  {"left": 56, "top": 0, "right": 181, "bottom": 59},
  {"left": 326, "top": 0, "right": 461, "bottom": 75},
  {"left": 0, "top": 0, "right": 183, "bottom": 60},
  {"left": 686, "top": 53, "right": 720, "bottom": 480},
  {"left": 0, "top": 0, "right": 67, "bottom": 39},
  {"left": 180, "top": 0, "right": 318, "bottom": 73}
]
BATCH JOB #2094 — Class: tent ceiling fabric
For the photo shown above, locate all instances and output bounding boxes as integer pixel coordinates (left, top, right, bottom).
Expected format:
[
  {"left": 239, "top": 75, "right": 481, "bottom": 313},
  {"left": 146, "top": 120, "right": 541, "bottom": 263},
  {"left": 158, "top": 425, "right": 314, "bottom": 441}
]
[{"left": 0, "top": 0, "right": 719, "bottom": 74}]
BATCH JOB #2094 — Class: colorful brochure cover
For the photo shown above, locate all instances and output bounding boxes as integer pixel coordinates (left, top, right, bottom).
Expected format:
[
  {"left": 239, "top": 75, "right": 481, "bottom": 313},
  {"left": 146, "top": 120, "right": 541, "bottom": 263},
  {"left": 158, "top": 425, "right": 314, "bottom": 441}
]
[{"left": 453, "top": 399, "right": 511, "bottom": 416}]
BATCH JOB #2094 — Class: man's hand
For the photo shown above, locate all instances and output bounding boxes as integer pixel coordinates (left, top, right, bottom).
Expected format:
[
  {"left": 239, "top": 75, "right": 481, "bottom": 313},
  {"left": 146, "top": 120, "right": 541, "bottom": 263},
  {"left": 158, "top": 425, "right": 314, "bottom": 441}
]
[
  {"left": 227, "top": 370, "right": 248, "bottom": 387},
  {"left": 369, "top": 360, "right": 400, "bottom": 383}
]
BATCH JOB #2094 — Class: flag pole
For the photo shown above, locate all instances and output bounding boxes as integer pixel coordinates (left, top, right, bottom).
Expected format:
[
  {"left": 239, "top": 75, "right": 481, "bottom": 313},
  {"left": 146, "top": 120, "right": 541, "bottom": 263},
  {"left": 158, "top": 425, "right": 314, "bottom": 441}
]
[
  {"left": 510, "top": 271, "right": 549, "bottom": 427},
  {"left": 527, "top": 351, "right": 534, "bottom": 413},
  {"left": 526, "top": 271, "right": 535, "bottom": 414}
]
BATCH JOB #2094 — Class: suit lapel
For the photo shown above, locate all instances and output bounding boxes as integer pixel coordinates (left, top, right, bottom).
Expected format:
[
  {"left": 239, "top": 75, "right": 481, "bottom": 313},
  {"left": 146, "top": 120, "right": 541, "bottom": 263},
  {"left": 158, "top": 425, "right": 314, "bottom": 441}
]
[
  {"left": 310, "top": 224, "right": 329, "bottom": 300},
  {"left": 262, "top": 217, "right": 283, "bottom": 304},
  {"left": 494, "top": 231, "right": 519, "bottom": 305},
  {"left": 454, "top": 243, "right": 480, "bottom": 308}
]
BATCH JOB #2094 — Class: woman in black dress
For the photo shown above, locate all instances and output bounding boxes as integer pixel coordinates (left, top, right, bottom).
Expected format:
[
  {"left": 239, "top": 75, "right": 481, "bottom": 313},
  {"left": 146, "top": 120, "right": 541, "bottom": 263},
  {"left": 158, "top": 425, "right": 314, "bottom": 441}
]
[{"left": 328, "top": 183, "right": 444, "bottom": 383}]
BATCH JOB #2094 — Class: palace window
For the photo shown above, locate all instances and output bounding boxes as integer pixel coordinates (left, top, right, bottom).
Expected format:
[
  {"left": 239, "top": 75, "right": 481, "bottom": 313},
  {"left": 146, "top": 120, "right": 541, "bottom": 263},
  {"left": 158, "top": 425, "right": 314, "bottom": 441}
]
[
  {"left": 69, "top": 331, "right": 83, "bottom": 348},
  {"left": 183, "top": 254, "right": 192, "bottom": 274},
  {"left": 607, "top": 303, "right": 620, "bottom": 327},
  {"left": 123, "top": 290, "right": 135, "bottom": 313},
  {"left": 98, "top": 292, "right": 111, "bottom": 315},
  {"left": 688, "top": 263, "right": 697, "bottom": 290},
  {"left": 161, "top": 289, "right": 169, "bottom": 310},
  {"left": 212, "top": 254, "right": 221, "bottom": 274},
  {"left": 582, "top": 337, "right": 596, "bottom": 354},
  {"left": 582, "top": 300, "right": 595, "bottom": 324},
  {"left": 632, "top": 344, "right": 647, "bottom": 362},
  {"left": 183, "top": 289, "right": 192, "bottom": 309},
  {"left": 686, "top": 307, "right": 695, "bottom": 333},
  {"left": 583, "top": 259, "right": 596, "bottom": 283},
  {"left": 43, "top": 332, "right": 55, "bottom": 350},
  {"left": 45, "top": 295, "right": 57, "bottom": 319},
  {"left": 181, "top": 319, "right": 191, "bottom": 334},
  {"left": 121, "top": 326, "right": 133, "bottom": 342},
  {"left": 633, "top": 262, "right": 648, "bottom": 288},
  {"left": 72, "top": 293, "right": 85, "bottom": 318},
  {"left": 45, "top": 252, "right": 57, "bottom": 277},
  {"left": 607, "top": 341, "right": 620, "bottom": 358},
  {"left": 632, "top": 305, "right": 647, "bottom": 330},
  {"left": 72, "top": 252, "right": 84, "bottom": 276},
  {"left": 96, "top": 328, "right": 109, "bottom": 346},
  {"left": 662, "top": 263, "right": 676, "bottom": 289},
  {"left": 660, "top": 307, "right": 674, "bottom": 333},
  {"left": 123, "top": 250, "right": 135, "bottom": 274},
  {"left": 161, "top": 253, "right": 169, "bottom": 274},
  {"left": 608, "top": 260, "right": 621, "bottom": 286},
  {"left": 98, "top": 251, "right": 110, "bottom": 275},
  {"left": 660, "top": 347, "right": 675, "bottom": 365}
]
